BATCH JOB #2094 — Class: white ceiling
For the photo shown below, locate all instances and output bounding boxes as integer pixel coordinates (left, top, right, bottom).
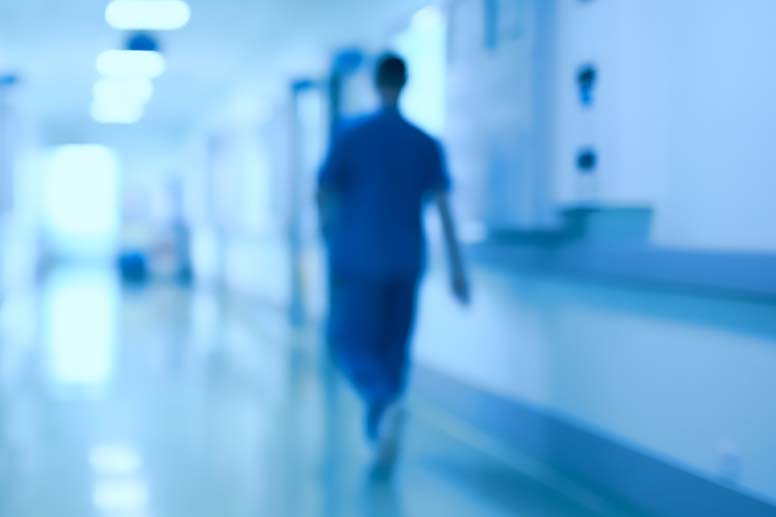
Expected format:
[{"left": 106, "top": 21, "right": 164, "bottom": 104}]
[{"left": 0, "top": 0, "right": 430, "bottom": 156}]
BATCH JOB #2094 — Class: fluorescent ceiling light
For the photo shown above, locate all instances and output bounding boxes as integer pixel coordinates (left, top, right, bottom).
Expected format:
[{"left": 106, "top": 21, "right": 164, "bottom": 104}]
[
  {"left": 93, "top": 78, "right": 153, "bottom": 105},
  {"left": 106, "top": 0, "right": 191, "bottom": 31},
  {"left": 91, "top": 99, "right": 144, "bottom": 125},
  {"left": 97, "top": 50, "right": 166, "bottom": 79}
]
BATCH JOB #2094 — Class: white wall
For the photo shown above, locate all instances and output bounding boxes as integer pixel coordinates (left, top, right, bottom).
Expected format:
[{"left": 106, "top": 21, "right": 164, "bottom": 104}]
[
  {"left": 415, "top": 257, "right": 776, "bottom": 505},
  {"left": 553, "top": 0, "right": 776, "bottom": 252},
  {"left": 552, "top": 0, "right": 636, "bottom": 205},
  {"left": 182, "top": 90, "right": 294, "bottom": 291},
  {"left": 414, "top": 0, "right": 776, "bottom": 505},
  {"left": 444, "top": 0, "right": 549, "bottom": 229},
  {"left": 648, "top": 0, "right": 776, "bottom": 252}
]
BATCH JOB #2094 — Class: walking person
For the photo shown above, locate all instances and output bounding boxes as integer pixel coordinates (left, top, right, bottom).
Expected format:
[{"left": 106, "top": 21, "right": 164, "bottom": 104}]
[{"left": 317, "top": 53, "right": 470, "bottom": 469}]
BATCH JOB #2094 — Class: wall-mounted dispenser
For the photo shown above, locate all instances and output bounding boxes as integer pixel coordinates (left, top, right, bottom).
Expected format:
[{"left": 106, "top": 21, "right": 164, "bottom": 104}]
[
  {"left": 577, "top": 147, "right": 598, "bottom": 174},
  {"left": 577, "top": 63, "right": 598, "bottom": 108}
]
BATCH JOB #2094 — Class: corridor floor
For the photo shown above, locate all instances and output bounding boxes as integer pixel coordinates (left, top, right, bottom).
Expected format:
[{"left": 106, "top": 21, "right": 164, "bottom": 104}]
[{"left": 0, "top": 268, "right": 644, "bottom": 517}]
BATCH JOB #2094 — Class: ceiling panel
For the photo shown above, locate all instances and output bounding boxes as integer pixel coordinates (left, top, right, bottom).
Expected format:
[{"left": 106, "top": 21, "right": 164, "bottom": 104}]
[{"left": 0, "top": 0, "right": 430, "bottom": 153}]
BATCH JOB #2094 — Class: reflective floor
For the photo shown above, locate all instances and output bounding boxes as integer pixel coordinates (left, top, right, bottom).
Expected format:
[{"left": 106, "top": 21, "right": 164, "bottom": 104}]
[{"left": 0, "top": 267, "right": 643, "bottom": 516}]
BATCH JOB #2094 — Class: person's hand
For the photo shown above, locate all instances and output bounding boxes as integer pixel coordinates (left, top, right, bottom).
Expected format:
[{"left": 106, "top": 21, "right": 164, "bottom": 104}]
[{"left": 451, "top": 269, "right": 471, "bottom": 306}]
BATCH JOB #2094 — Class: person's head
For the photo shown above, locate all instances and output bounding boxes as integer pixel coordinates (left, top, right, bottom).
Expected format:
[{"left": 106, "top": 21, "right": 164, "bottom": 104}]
[{"left": 374, "top": 53, "right": 407, "bottom": 107}]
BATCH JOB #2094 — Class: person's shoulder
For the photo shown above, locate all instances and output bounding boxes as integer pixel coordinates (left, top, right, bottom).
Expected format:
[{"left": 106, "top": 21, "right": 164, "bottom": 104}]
[
  {"left": 402, "top": 119, "right": 441, "bottom": 152},
  {"left": 330, "top": 114, "right": 378, "bottom": 149}
]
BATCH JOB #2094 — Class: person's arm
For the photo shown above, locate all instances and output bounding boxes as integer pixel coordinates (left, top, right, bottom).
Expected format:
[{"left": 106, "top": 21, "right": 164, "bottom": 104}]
[{"left": 435, "top": 191, "right": 470, "bottom": 305}]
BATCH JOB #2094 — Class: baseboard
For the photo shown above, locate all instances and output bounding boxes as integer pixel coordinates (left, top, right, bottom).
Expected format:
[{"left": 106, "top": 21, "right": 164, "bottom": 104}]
[{"left": 414, "top": 366, "right": 776, "bottom": 517}]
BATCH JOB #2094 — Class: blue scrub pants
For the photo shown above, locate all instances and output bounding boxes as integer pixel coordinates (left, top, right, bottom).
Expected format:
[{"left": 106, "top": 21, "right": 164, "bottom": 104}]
[{"left": 327, "top": 275, "right": 419, "bottom": 408}]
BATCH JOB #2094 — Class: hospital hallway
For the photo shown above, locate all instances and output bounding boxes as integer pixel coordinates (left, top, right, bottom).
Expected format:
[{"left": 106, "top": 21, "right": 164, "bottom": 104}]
[
  {"left": 2, "top": 0, "right": 776, "bottom": 515},
  {"left": 0, "top": 267, "right": 642, "bottom": 517}
]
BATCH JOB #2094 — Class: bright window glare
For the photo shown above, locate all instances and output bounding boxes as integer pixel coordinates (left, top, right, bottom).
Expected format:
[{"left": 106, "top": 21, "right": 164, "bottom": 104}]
[
  {"left": 97, "top": 50, "right": 166, "bottom": 79},
  {"left": 106, "top": 0, "right": 191, "bottom": 31},
  {"left": 44, "top": 145, "right": 121, "bottom": 254},
  {"left": 413, "top": 4, "right": 445, "bottom": 30},
  {"left": 393, "top": 5, "right": 447, "bottom": 136},
  {"left": 93, "top": 77, "right": 153, "bottom": 105}
]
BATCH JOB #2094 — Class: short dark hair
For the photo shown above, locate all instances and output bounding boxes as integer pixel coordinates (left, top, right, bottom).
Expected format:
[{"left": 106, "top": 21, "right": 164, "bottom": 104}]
[{"left": 375, "top": 53, "right": 408, "bottom": 90}]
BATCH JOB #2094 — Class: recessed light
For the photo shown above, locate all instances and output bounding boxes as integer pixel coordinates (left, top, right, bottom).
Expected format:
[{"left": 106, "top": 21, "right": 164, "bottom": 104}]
[
  {"left": 91, "top": 99, "right": 144, "bottom": 125},
  {"left": 106, "top": 0, "right": 191, "bottom": 31},
  {"left": 93, "top": 78, "right": 153, "bottom": 105},
  {"left": 97, "top": 50, "right": 166, "bottom": 79}
]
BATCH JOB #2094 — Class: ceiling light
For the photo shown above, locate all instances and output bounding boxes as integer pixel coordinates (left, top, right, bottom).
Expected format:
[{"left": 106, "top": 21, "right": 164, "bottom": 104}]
[
  {"left": 97, "top": 50, "right": 166, "bottom": 79},
  {"left": 106, "top": 0, "right": 191, "bottom": 31},
  {"left": 93, "top": 78, "right": 153, "bottom": 105},
  {"left": 91, "top": 99, "right": 144, "bottom": 125}
]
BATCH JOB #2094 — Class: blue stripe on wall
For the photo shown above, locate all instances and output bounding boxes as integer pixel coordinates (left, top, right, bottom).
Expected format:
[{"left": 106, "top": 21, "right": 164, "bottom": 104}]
[{"left": 414, "top": 366, "right": 776, "bottom": 517}]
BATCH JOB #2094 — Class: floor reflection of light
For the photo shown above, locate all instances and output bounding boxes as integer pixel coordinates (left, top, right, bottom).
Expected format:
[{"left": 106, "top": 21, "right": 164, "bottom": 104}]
[
  {"left": 89, "top": 444, "right": 143, "bottom": 475},
  {"left": 89, "top": 443, "right": 150, "bottom": 516},
  {"left": 93, "top": 478, "right": 150, "bottom": 513},
  {"left": 44, "top": 269, "right": 118, "bottom": 389},
  {"left": 191, "top": 289, "right": 220, "bottom": 354}
]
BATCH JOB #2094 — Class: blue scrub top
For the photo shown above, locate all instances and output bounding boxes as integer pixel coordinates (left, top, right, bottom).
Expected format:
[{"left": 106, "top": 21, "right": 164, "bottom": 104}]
[{"left": 318, "top": 107, "right": 451, "bottom": 278}]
